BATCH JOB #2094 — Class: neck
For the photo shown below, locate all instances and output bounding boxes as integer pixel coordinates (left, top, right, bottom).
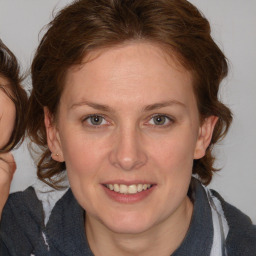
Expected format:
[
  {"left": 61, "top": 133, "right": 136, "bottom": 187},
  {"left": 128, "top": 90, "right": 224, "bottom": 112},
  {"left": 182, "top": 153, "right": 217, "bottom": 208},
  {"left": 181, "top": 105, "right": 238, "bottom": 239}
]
[{"left": 85, "top": 196, "right": 193, "bottom": 256}]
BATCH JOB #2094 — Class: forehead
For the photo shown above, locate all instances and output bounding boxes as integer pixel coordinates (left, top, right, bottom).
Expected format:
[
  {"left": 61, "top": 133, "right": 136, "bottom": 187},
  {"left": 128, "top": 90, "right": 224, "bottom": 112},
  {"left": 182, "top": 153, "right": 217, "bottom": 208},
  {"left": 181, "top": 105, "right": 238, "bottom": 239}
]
[
  {"left": 69, "top": 41, "right": 188, "bottom": 78},
  {"left": 61, "top": 42, "right": 195, "bottom": 109}
]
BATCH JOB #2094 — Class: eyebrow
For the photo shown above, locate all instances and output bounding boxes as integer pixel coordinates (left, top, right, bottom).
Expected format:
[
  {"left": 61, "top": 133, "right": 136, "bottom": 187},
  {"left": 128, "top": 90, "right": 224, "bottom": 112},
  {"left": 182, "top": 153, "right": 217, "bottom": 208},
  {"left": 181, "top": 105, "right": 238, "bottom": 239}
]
[
  {"left": 143, "top": 100, "right": 186, "bottom": 111},
  {"left": 70, "top": 99, "right": 186, "bottom": 112},
  {"left": 70, "top": 100, "right": 112, "bottom": 112}
]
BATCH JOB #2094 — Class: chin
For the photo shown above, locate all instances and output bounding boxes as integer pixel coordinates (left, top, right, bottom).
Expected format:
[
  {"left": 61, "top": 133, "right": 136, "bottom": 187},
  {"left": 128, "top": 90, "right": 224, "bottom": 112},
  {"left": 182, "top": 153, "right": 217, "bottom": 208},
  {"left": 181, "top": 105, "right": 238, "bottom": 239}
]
[
  {"left": 100, "top": 211, "right": 156, "bottom": 235},
  {"left": 108, "top": 223, "right": 152, "bottom": 235}
]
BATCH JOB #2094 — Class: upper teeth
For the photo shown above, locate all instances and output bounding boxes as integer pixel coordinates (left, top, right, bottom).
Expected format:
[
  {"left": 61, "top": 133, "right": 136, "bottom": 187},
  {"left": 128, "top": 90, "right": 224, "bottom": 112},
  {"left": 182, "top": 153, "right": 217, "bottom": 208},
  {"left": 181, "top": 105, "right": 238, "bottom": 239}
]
[{"left": 106, "top": 184, "right": 152, "bottom": 194}]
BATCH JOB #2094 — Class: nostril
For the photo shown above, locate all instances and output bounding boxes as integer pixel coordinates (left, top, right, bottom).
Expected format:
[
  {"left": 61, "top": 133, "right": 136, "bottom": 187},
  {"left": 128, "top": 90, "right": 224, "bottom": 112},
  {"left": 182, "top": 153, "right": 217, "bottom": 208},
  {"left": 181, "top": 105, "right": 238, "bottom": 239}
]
[{"left": 109, "top": 150, "right": 147, "bottom": 171}]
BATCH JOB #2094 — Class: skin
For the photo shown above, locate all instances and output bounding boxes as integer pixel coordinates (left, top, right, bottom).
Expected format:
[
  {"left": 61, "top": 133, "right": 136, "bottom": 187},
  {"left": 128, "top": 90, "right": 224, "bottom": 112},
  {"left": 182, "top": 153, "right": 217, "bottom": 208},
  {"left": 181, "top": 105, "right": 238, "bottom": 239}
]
[
  {"left": 0, "top": 76, "right": 17, "bottom": 219},
  {"left": 0, "top": 76, "right": 16, "bottom": 148},
  {"left": 45, "top": 42, "right": 217, "bottom": 256},
  {"left": 0, "top": 152, "right": 16, "bottom": 219}
]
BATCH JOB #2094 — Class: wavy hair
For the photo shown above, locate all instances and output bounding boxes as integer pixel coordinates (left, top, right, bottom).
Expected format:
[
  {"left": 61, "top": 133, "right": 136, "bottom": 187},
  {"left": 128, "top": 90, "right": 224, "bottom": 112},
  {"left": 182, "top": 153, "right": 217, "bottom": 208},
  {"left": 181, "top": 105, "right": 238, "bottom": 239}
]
[{"left": 27, "top": 0, "right": 232, "bottom": 187}]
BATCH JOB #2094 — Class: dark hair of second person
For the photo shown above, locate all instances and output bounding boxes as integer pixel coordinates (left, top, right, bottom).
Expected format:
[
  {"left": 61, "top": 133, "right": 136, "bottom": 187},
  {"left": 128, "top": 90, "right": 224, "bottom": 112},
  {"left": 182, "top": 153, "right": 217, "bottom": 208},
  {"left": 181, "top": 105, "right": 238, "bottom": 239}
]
[{"left": 0, "top": 40, "right": 28, "bottom": 152}]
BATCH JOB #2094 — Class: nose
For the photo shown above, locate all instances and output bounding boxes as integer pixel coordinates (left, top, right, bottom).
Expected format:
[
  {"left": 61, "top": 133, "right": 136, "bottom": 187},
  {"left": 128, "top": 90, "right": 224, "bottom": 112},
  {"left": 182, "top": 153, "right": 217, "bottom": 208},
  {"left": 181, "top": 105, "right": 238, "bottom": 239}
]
[{"left": 109, "top": 126, "right": 147, "bottom": 171}]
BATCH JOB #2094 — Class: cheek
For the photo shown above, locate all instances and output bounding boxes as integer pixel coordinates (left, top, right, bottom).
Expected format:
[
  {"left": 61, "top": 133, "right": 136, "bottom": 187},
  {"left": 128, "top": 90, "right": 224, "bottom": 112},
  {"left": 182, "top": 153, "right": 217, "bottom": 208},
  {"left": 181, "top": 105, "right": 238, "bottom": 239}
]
[
  {"left": 149, "top": 130, "right": 197, "bottom": 172},
  {"left": 7, "top": 105, "right": 16, "bottom": 129},
  {"left": 0, "top": 101, "right": 16, "bottom": 147},
  {"left": 148, "top": 132, "right": 196, "bottom": 207},
  {"left": 60, "top": 131, "right": 108, "bottom": 177}
]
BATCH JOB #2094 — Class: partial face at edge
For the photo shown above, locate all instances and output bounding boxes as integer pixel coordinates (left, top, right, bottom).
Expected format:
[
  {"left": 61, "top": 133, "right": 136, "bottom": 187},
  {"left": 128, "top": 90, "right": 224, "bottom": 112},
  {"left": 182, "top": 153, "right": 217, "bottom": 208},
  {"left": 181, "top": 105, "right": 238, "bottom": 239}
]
[
  {"left": 0, "top": 76, "right": 16, "bottom": 149},
  {"left": 45, "top": 42, "right": 217, "bottom": 234}
]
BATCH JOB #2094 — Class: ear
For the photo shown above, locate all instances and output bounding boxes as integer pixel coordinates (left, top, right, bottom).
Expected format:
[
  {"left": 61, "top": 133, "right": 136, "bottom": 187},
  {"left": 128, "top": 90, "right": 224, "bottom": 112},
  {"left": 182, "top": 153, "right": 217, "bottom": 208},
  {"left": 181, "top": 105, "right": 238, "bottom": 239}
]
[
  {"left": 194, "top": 115, "right": 218, "bottom": 159},
  {"left": 44, "top": 107, "right": 64, "bottom": 162}
]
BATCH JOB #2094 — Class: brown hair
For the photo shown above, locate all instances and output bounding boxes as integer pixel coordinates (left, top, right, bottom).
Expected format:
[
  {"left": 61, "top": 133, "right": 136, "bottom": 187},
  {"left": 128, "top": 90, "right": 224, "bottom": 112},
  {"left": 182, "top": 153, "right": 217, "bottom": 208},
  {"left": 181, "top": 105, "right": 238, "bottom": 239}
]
[
  {"left": 0, "top": 40, "right": 28, "bottom": 152},
  {"left": 28, "top": 0, "right": 232, "bottom": 187}
]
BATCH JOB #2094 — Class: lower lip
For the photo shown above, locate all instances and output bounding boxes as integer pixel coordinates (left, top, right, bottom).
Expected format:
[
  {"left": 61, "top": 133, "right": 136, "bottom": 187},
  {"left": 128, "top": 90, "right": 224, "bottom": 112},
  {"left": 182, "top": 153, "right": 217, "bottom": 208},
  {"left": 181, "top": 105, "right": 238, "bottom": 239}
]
[{"left": 102, "top": 185, "right": 156, "bottom": 204}]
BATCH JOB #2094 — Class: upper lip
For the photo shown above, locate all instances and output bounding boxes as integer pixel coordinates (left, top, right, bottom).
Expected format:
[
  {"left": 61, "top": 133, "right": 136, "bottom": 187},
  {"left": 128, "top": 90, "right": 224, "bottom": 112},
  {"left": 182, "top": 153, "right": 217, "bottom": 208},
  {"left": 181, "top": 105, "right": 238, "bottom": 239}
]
[{"left": 102, "top": 180, "right": 156, "bottom": 186}]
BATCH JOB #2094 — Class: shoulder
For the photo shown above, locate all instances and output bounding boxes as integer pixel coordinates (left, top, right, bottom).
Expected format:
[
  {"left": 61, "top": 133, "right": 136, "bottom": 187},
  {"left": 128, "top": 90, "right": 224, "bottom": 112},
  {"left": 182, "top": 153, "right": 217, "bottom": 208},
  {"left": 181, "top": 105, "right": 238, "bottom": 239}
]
[
  {"left": 2, "top": 186, "right": 44, "bottom": 222},
  {"left": 5, "top": 186, "right": 40, "bottom": 207},
  {"left": 0, "top": 187, "right": 43, "bottom": 255},
  {"left": 211, "top": 189, "right": 256, "bottom": 255},
  {"left": 1, "top": 185, "right": 75, "bottom": 255}
]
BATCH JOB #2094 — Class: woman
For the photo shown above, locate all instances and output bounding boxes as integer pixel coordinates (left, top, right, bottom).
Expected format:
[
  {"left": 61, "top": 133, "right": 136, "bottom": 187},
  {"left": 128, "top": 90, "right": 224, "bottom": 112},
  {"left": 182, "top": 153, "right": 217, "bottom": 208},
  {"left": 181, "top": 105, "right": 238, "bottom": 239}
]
[
  {"left": 0, "top": 40, "right": 27, "bottom": 219},
  {"left": 1, "top": 0, "right": 255, "bottom": 255}
]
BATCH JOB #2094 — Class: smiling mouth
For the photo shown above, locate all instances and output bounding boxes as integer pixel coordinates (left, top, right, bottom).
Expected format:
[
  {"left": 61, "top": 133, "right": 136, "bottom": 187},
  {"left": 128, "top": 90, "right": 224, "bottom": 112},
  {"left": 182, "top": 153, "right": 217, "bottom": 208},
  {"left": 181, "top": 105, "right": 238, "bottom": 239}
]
[{"left": 104, "top": 184, "right": 153, "bottom": 195}]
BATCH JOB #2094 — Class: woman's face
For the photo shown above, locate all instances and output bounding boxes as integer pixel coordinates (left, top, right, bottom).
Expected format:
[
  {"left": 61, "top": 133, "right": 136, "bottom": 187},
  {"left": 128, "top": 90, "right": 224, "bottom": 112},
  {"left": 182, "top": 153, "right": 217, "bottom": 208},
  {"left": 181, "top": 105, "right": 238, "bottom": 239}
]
[
  {"left": 0, "top": 76, "right": 16, "bottom": 149},
  {"left": 47, "top": 42, "right": 215, "bottom": 234}
]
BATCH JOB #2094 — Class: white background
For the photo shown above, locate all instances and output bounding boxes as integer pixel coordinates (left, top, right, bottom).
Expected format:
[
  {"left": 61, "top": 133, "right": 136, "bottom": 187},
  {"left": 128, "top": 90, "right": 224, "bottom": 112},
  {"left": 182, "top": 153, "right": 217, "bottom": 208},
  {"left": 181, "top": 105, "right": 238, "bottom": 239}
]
[{"left": 0, "top": 0, "right": 255, "bottom": 222}]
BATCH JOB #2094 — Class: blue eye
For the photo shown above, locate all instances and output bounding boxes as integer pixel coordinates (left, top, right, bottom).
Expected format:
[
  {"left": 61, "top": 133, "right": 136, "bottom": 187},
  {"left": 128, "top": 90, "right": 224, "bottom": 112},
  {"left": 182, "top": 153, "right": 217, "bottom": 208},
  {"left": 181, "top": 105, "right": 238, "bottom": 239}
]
[
  {"left": 149, "top": 115, "right": 172, "bottom": 126},
  {"left": 84, "top": 115, "right": 107, "bottom": 126}
]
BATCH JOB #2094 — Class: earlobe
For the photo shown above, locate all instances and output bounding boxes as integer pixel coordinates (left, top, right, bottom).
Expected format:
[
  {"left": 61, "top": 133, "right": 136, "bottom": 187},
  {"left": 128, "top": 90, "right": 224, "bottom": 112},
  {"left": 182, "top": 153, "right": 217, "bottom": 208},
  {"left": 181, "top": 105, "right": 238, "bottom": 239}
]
[
  {"left": 194, "top": 116, "right": 218, "bottom": 159},
  {"left": 44, "top": 107, "right": 64, "bottom": 162}
]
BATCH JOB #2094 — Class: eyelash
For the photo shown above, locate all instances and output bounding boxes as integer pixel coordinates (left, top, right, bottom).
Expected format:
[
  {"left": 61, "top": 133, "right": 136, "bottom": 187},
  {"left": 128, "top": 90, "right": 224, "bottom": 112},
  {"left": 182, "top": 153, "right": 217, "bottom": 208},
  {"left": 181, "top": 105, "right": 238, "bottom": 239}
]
[
  {"left": 82, "top": 114, "right": 175, "bottom": 128},
  {"left": 82, "top": 114, "right": 110, "bottom": 128},
  {"left": 146, "top": 114, "right": 174, "bottom": 128}
]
